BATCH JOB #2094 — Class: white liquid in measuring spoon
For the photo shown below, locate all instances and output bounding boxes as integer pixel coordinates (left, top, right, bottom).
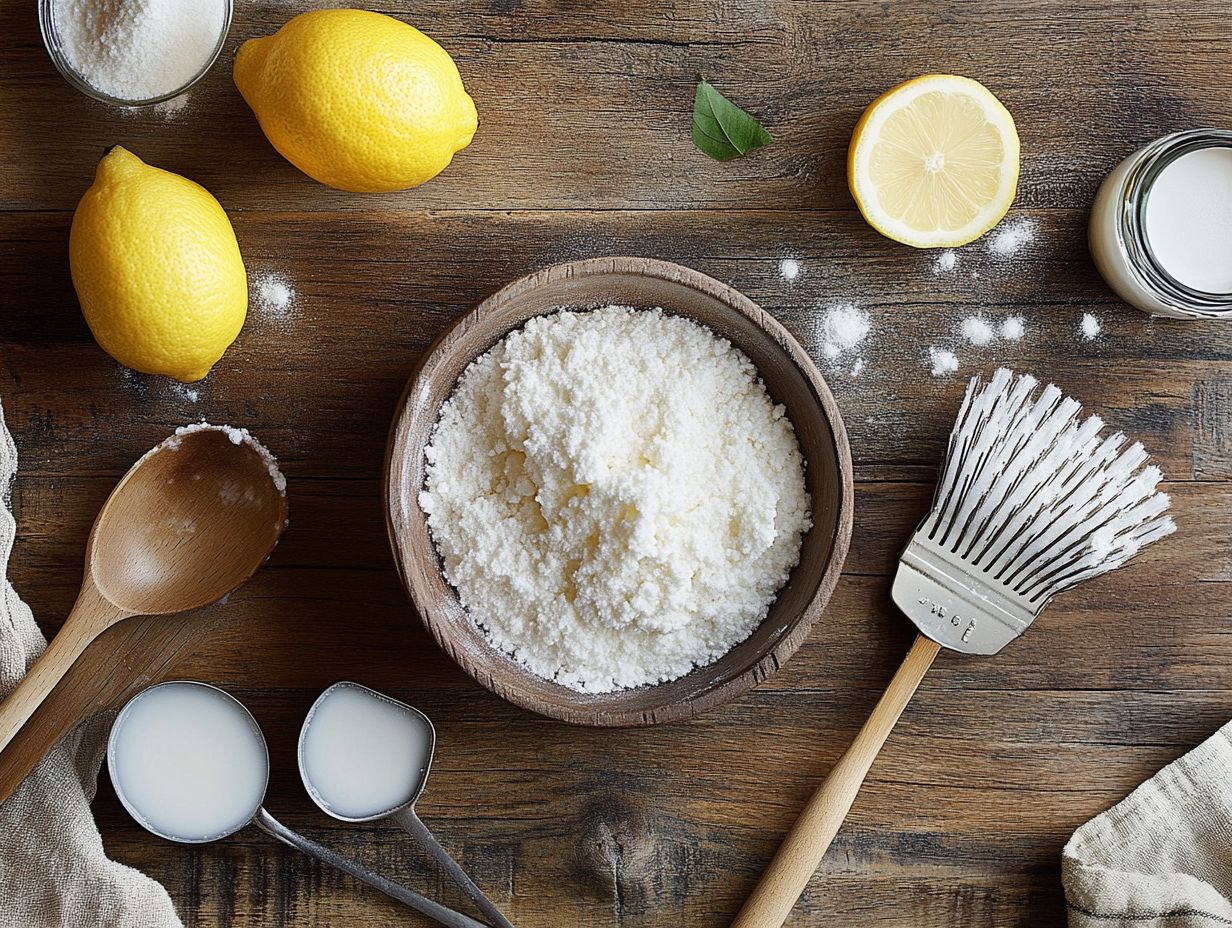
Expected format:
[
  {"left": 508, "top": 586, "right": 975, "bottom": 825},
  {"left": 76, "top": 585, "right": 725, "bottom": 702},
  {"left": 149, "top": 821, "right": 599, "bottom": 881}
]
[
  {"left": 1144, "top": 146, "right": 1232, "bottom": 293},
  {"left": 300, "top": 684, "right": 433, "bottom": 819},
  {"left": 109, "top": 683, "right": 267, "bottom": 841}
]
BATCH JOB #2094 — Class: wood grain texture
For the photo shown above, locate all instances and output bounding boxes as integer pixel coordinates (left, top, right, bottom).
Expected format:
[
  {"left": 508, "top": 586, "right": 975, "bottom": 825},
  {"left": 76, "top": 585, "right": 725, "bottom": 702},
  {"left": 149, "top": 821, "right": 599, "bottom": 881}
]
[
  {"left": 2, "top": 0, "right": 1231, "bottom": 925},
  {"left": 386, "top": 257, "right": 853, "bottom": 726}
]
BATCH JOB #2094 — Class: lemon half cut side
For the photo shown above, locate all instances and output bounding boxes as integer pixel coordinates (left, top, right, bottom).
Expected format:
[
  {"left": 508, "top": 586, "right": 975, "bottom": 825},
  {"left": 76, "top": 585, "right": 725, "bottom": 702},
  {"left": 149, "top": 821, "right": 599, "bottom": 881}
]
[{"left": 848, "top": 74, "right": 1020, "bottom": 249}]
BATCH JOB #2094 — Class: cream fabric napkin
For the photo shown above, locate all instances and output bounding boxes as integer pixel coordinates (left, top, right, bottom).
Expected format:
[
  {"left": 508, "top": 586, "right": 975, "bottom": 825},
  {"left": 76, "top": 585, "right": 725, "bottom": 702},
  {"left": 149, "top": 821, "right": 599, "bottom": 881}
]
[
  {"left": 0, "top": 400, "right": 181, "bottom": 927},
  {"left": 1064, "top": 721, "right": 1232, "bottom": 927}
]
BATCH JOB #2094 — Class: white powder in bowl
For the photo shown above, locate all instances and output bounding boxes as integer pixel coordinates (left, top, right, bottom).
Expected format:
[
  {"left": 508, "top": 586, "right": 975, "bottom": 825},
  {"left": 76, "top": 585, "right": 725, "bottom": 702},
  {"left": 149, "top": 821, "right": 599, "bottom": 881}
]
[
  {"left": 53, "top": 0, "right": 227, "bottom": 102},
  {"left": 419, "top": 306, "right": 812, "bottom": 692}
]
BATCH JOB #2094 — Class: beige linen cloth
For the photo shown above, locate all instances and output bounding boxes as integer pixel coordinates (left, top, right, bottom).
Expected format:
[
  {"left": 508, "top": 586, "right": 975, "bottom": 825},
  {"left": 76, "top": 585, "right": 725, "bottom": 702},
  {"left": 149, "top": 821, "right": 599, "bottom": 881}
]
[
  {"left": 1064, "top": 721, "right": 1232, "bottom": 927},
  {"left": 0, "top": 400, "right": 181, "bottom": 927}
]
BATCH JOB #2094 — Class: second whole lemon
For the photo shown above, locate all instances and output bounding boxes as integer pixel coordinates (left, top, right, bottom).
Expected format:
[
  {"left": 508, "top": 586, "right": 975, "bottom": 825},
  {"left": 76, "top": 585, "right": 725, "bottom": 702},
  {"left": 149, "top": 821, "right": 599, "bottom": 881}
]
[
  {"left": 70, "top": 147, "right": 247, "bottom": 383},
  {"left": 234, "top": 10, "right": 478, "bottom": 193}
]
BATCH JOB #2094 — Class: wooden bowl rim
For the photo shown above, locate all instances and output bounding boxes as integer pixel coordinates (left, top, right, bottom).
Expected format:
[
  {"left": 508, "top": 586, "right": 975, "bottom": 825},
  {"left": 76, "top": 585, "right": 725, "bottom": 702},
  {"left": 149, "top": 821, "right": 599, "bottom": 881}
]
[{"left": 385, "top": 256, "right": 854, "bottom": 726}]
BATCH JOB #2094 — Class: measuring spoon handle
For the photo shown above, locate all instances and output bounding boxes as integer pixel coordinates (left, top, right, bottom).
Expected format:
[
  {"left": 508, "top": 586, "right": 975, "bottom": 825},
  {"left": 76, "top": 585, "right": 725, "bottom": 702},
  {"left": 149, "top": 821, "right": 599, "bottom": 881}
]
[
  {"left": 393, "top": 808, "right": 516, "bottom": 928},
  {"left": 253, "top": 808, "right": 488, "bottom": 928}
]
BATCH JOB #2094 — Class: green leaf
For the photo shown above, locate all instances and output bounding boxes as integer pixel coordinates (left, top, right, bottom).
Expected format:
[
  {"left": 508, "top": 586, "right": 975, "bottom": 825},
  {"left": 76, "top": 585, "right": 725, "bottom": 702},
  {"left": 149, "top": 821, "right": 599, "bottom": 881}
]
[{"left": 692, "top": 78, "right": 772, "bottom": 162}]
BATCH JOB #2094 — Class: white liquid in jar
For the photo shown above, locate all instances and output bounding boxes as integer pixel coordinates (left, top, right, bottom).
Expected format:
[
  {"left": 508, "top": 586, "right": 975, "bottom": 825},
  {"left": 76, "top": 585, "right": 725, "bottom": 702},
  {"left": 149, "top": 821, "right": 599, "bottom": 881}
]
[
  {"left": 109, "top": 683, "right": 268, "bottom": 842},
  {"left": 1143, "top": 146, "right": 1232, "bottom": 293},
  {"left": 299, "top": 684, "right": 433, "bottom": 820}
]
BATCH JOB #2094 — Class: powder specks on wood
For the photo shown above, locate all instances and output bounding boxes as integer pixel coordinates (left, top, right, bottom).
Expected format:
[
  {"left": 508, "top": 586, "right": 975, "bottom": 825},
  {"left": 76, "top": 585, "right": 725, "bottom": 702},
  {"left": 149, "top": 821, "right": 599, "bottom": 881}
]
[
  {"left": 251, "top": 273, "right": 297, "bottom": 322},
  {"left": 1081, "top": 312, "right": 1103, "bottom": 341},
  {"left": 816, "top": 303, "right": 871, "bottom": 363},
  {"left": 928, "top": 347, "right": 960, "bottom": 376}
]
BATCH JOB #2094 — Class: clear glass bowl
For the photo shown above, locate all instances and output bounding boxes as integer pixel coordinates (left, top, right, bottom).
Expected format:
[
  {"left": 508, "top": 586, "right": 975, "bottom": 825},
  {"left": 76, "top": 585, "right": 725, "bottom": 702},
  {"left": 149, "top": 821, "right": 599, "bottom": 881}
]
[{"left": 37, "top": 0, "right": 233, "bottom": 107}]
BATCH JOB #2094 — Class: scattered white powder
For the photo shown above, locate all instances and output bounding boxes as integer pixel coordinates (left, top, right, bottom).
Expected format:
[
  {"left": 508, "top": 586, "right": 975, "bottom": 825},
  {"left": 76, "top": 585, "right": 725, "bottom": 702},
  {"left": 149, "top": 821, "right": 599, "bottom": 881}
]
[
  {"left": 960, "top": 317, "right": 996, "bottom": 347},
  {"left": 933, "top": 250, "right": 958, "bottom": 274},
  {"left": 252, "top": 273, "right": 296, "bottom": 321},
  {"left": 1001, "top": 316, "right": 1025, "bottom": 341},
  {"left": 817, "top": 303, "right": 871, "bottom": 361},
  {"left": 928, "top": 347, "right": 959, "bottom": 377},
  {"left": 988, "top": 217, "right": 1039, "bottom": 257},
  {"left": 953, "top": 315, "right": 1027, "bottom": 349},
  {"left": 117, "top": 367, "right": 149, "bottom": 398},
  {"left": 121, "top": 92, "right": 191, "bottom": 120},
  {"left": 1081, "top": 312, "right": 1102, "bottom": 341},
  {"left": 779, "top": 258, "right": 801, "bottom": 281},
  {"left": 419, "top": 306, "right": 812, "bottom": 692},
  {"left": 120, "top": 366, "right": 202, "bottom": 401},
  {"left": 53, "top": 0, "right": 227, "bottom": 102},
  {"left": 850, "top": 357, "right": 865, "bottom": 377},
  {"left": 169, "top": 381, "right": 199, "bottom": 403}
]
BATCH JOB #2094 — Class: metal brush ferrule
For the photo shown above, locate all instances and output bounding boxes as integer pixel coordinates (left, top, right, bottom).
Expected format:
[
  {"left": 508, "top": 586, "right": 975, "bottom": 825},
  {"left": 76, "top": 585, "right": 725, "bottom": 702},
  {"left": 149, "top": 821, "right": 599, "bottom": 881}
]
[{"left": 892, "top": 535, "right": 1044, "bottom": 656}]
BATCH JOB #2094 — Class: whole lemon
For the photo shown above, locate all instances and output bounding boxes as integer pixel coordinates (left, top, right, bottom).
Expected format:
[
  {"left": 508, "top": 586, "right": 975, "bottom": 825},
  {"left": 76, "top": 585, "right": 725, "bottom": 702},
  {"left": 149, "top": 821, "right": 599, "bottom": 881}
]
[
  {"left": 70, "top": 147, "right": 247, "bottom": 383},
  {"left": 234, "top": 10, "right": 478, "bottom": 193}
]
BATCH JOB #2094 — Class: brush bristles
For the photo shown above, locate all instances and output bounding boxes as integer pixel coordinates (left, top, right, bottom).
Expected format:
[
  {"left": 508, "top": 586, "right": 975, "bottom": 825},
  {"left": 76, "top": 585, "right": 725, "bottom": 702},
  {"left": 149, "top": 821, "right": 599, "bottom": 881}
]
[{"left": 922, "top": 368, "right": 1176, "bottom": 605}]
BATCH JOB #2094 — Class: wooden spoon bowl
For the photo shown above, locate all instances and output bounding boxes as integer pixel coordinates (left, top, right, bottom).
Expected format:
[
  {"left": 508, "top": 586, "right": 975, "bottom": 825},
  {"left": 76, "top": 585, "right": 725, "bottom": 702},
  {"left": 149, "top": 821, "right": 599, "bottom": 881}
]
[
  {"left": 385, "top": 257, "right": 853, "bottom": 726},
  {"left": 0, "top": 424, "right": 287, "bottom": 802},
  {"left": 90, "top": 426, "right": 287, "bottom": 615}
]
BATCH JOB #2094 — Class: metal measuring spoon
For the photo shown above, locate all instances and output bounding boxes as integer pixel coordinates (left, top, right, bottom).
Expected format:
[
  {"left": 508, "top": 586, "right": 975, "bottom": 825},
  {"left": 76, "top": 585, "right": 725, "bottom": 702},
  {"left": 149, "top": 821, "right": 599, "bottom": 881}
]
[
  {"left": 108, "top": 681, "right": 485, "bottom": 928},
  {"left": 298, "top": 682, "right": 515, "bottom": 928}
]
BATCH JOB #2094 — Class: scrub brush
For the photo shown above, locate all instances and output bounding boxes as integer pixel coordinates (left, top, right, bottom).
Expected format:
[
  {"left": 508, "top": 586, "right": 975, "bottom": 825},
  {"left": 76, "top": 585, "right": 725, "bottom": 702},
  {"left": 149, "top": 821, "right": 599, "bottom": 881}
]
[{"left": 732, "top": 368, "right": 1176, "bottom": 928}]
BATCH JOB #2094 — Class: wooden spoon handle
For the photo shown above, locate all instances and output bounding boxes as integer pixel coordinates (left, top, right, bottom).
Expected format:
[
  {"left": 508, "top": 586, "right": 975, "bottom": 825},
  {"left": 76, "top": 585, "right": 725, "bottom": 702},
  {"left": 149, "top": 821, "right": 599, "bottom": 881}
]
[
  {"left": 0, "top": 583, "right": 129, "bottom": 757},
  {"left": 730, "top": 634, "right": 942, "bottom": 928}
]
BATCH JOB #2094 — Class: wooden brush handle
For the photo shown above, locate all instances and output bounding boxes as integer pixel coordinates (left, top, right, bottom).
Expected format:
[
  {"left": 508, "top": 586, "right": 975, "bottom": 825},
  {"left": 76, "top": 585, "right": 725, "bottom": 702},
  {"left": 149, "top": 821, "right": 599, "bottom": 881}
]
[{"left": 731, "top": 634, "right": 941, "bottom": 928}]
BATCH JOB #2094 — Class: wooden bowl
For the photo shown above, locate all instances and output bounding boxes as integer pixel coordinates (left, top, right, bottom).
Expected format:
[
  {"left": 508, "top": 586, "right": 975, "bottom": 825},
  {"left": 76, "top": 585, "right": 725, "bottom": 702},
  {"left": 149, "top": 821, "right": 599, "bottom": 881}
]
[{"left": 385, "top": 257, "right": 853, "bottom": 726}]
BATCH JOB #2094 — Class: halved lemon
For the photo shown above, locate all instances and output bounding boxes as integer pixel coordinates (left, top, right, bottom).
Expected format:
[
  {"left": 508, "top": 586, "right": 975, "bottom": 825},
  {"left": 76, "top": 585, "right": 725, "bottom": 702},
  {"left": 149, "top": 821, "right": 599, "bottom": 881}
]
[{"left": 848, "top": 74, "right": 1020, "bottom": 248}]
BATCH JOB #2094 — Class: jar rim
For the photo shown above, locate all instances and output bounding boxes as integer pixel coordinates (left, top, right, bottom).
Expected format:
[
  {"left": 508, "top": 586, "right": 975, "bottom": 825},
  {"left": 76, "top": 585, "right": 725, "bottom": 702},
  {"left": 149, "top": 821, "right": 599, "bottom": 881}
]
[{"left": 1117, "top": 128, "right": 1232, "bottom": 317}]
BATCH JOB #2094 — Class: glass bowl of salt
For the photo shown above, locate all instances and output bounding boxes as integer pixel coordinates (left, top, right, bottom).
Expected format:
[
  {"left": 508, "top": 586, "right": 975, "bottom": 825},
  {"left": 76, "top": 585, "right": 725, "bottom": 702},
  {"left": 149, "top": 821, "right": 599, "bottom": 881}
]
[{"left": 38, "top": 0, "right": 233, "bottom": 107}]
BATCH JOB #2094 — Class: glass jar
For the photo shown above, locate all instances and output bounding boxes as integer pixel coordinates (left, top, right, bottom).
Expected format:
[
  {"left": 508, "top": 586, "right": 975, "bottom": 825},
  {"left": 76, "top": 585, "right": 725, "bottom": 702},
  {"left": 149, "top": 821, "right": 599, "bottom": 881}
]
[
  {"left": 1089, "top": 128, "right": 1232, "bottom": 319},
  {"left": 38, "top": 0, "right": 233, "bottom": 108}
]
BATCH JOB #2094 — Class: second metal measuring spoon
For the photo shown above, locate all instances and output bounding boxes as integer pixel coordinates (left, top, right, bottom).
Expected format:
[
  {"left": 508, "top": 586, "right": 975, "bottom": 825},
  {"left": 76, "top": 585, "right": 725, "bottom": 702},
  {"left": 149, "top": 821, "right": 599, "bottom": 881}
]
[
  {"left": 299, "top": 682, "right": 515, "bottom": 928},
  {"left": 108, "top": 681, "right": 486, "bottom": 928}
]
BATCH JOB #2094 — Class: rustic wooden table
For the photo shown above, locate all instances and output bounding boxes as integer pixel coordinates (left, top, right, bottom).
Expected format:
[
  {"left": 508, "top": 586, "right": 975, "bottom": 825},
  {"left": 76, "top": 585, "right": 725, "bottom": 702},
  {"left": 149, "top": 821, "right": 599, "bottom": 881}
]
[{"left": 3, "top": 0, "right": 1232, "bottom": 925}]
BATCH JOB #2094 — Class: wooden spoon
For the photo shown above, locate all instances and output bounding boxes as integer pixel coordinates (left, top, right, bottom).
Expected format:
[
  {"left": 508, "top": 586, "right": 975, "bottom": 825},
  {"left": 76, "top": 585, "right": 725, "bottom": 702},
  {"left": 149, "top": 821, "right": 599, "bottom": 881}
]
[{"left": 0, "top": 425, "right": 287, "bottom": 802}]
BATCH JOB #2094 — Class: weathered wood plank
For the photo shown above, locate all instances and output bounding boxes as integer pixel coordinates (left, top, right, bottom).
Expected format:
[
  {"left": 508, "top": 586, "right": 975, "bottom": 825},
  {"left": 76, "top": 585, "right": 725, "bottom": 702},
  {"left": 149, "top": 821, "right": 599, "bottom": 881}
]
[
  {"left": 88, "top": 683, "right": 1231, "bottom": 928},
  {"left": 8, "top": 475, "right": 1225, "bottom": 586},
  {"left": 4, "top": 209, "right": 1229, "bottom": 486},
  {"left": 5, "top": 0, "right": 1232, "bottom": 212}
]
